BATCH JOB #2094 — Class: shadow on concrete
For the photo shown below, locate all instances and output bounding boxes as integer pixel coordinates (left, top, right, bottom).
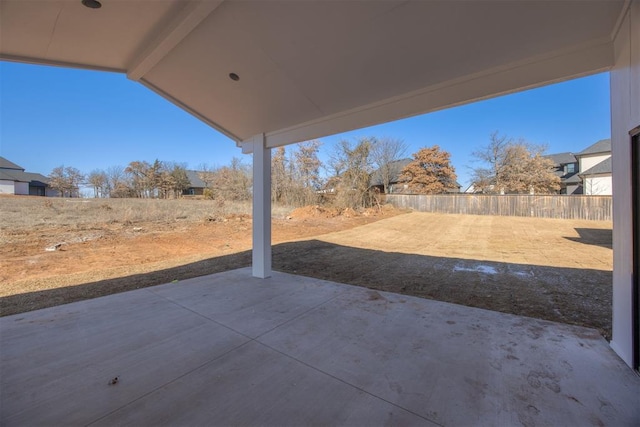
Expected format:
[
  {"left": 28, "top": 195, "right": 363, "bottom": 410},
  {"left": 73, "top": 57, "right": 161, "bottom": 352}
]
[
  {"left": 1, "top": 240, "right": 612, "bottom": 338},
  {"left": 564, "top": 228, "right": 613, "bottom": 249}
]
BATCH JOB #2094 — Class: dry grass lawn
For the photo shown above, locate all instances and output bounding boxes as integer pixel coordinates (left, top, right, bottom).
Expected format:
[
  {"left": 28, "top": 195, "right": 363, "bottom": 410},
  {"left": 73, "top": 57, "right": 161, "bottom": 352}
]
[{"left": 1, "top": 196, "right": 612, "bottom": 338}]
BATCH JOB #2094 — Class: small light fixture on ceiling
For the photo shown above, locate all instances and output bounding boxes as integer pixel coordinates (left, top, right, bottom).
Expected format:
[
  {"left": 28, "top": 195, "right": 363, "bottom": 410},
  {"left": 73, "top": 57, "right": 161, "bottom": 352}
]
[
  {"left": 82, "top": 0, "right": 102, "bottom": 9},
  {"left": 229, "top": 73, "right": 240, "bottom": 82}
]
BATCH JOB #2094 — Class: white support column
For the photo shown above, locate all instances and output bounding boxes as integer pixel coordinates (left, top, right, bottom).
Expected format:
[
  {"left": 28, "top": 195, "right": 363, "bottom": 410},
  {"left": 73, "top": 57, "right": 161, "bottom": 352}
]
[{"left": 251, "top": 134, "right": 272, "bottom": 278}]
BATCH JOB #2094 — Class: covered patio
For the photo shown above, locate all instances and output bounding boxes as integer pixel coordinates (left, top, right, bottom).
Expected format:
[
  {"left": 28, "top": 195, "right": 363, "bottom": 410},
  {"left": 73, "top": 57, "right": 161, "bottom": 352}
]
[{"left": 2, "top": 268, "right": 638, "bottom": 425}]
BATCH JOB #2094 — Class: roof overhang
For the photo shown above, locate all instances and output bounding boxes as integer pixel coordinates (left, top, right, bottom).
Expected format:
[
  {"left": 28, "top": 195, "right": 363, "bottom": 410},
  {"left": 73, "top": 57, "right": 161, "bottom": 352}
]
[{"left": 0, "top": 0, "right": 630, "bottom": 152}]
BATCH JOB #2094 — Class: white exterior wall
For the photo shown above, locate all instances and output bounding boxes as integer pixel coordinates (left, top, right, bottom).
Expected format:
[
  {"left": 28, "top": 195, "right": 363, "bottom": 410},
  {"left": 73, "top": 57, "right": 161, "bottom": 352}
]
[
  {"left": 611, "top": 0, "right": 640, "bottom": 368},
  {"left": 14, "top": 182, "right": 29, "bottom": 195},
  {"left": 579, "top": 153, "right": 611, "bottom": 172},
  {"left": 583, "top": 176, "right": 613, "bottom": 195},
  {"left": 0, "top": 180, "right": 15, "bottom": 194}
]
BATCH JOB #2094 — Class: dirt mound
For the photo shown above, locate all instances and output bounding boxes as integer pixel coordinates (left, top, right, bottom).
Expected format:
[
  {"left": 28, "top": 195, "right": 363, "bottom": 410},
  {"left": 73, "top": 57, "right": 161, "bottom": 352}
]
[
  {"left": 289, "top": 205, "right": 341, "bottom": 219},
  {"left": 289, "top": 204, "right": 400, "bottom": 220}
]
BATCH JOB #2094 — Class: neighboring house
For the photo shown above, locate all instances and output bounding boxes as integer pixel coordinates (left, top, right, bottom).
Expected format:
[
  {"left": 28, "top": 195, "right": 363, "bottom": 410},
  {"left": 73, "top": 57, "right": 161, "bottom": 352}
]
[
  {"left": 464, "top": 183, "right": 501, "bottom": 194},
  {"left": 370, "top": 158, "right": 461, "bottom": 194},
  {"left": 0, "top": 157, "right": 57, "bottom": 196},
  {"left": 467, "top": 139, "right": 612, "bottom": 196},
  {"left": 319, "top": 175, "right": 340, "bottom": 194},
  {"left": 446, "top": 182, "right": 462, "bottom": 193},
  {"left": 183, "top": 170, "right": 209, "bottom": 196},
  {"left": 545, "top": 152, "right": 582, "bottom": 194},
  {"left": 576, "top": 139, "right": 612, "bottom": 195},
  {"left": 370, "top": 158, "right": 411, "bottom": 194}
]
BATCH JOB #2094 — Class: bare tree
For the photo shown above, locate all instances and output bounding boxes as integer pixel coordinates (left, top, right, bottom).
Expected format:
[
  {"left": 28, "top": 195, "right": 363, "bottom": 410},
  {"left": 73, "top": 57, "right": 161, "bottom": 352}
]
[
  {"left": 125, "top": 161, "right": 151, "bottom": 198},
  {"left": 65, "top": 167, "right": 84, "bottom": 198},
  {"left": 87, "top": 169, "right": 108, "bottom": 198},
  {"left": 583, "top": 177, "right": 607, "bottom": 195},
  {"left": 501, "top": 144, "right": 560, "bottom": 194},
  {"left": 197, "top": 163, "right": 216, "bottom": 188},
  {"left": 271, "top": 146, "right": 290, "bottom": 203},
  {"left": 400, "top": 146, "right": 457, "bottom": 194},
  {"left": 48, "top": 166, "right": 67, "bottom": 197},
  {"left": 331, "top": 137, "right": 376, "bottom": 209},
  {"left": 471, "top": 131, "right": 510, "bottom": 193},
  {"left": 168, "top": 162, "right": 190, "bottom": 198},
  {"left": 106, "top": 165, "right": 132, "bottom": 198},
  {"left": 292, "top": 140, "right": 322, "bottom": 205},
  {"left": 471, "top": 131, "right": 559, "bottom": 194},
  {"left": 48, "top": 166, "right": 85, "bottom": 197},
  {"left": 211, "top": 157, "right": 251, "bottom": 201},
  {"left": 146, "top": 159, "right": 162, "bottom": 198},
  {"left": 370, "top": 136, "right": 408, "bottom": 193},
  {"left": 270, "top": 142, "right": 325, "bottom": 207},
  {"left": 294, "top": 140, "right": 322, "bottom": 190},
  {"left": 326, "top": 143, "right": 348, "bottom": 179}
]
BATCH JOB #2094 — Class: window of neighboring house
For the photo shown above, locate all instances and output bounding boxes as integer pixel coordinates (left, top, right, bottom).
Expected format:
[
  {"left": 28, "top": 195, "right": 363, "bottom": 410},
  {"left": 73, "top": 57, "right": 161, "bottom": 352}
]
[{"left": 566, "top": 163, "right": 576, "bottom": 173}]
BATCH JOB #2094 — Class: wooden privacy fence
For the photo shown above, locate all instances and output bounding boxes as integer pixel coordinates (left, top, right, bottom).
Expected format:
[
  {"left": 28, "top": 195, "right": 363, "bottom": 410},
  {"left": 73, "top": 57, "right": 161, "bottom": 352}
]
[{"left": 385, "top": 194, "right": 612, "bottom": 221}]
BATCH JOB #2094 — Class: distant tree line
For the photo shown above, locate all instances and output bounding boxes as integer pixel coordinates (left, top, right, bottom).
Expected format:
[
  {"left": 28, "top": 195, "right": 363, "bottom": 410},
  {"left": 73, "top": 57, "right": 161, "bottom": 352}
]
[
  {"left": 49, "top": 160, "right": 192, "bottom": 199},
  {"left": 47, "top": 131, "right": 560, "bottom": 206},
  {"left": 273, "top": 136, "right": 459, "bottom": 209}
]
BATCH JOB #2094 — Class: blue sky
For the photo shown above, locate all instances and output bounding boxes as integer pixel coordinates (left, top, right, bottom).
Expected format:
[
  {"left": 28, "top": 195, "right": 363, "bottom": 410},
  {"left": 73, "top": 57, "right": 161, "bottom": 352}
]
[{"left": 1, "top": 61, "right": 611, "bottom": 188}]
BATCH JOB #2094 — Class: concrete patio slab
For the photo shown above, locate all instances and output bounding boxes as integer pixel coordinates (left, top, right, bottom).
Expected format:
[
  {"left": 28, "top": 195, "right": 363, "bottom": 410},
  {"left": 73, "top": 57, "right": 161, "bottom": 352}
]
[
  {"left": 1, "top": 268, "right": 638, "bottom": 426},
  {"left": 1, "top": 290, "right": 248, "bottom": 426},
  {"left": 148, "top": 268, "right": 345, "bottom": 338},
  {"left": 92, "top": 340, "right": 432, "bottom": 427},
  {"left": 258, "top": 288, "right": 638, "bottom": 426}
]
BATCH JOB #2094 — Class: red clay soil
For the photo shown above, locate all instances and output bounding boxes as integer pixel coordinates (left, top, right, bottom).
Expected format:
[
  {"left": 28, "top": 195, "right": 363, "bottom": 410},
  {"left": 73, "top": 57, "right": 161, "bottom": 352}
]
[{"left": 1, "top": 202, "right": 612, "bottom": 339}]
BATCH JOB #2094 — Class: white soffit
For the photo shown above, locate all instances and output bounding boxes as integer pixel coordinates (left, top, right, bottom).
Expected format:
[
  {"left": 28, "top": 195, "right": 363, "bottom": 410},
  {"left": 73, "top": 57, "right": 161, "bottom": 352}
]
[
  {"left": 0, "top": 0, "right": 187, "bottom": 72},
  {"left": 0, "top": 0, "right": 628, "bottom": 148}
]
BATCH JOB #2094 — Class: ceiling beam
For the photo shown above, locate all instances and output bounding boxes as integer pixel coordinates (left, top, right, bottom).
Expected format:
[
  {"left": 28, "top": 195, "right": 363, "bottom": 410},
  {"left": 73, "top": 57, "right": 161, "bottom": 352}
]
[
  {"left": 127, "top": 0, "right": 223, "bottom": 81},
  {"left": 0, "top": 53, "right": 125, "bottom": 73}
]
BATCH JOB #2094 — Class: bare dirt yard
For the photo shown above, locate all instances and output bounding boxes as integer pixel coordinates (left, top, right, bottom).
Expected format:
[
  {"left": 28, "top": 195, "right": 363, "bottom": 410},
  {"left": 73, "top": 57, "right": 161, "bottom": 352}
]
[{"left": 1, "top": 196, "right": 612, "bottom": 338}]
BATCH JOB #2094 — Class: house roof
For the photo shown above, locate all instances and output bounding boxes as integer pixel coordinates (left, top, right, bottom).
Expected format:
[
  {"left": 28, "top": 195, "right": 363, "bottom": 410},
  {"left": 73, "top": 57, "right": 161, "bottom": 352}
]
[
  {"left": 185, "top": 170, "right": 208, "bottom": 189},
  {"left": 545, "top": 152, "right": 576, "bottom": 166},
  {"left": 0, "top": 156, "right": 25, "bottom": 171},
  {"left": 580, "top": 157, "right": 612, "bottom": 176},
  {"left": 563, "top": 173, "right": 583, "bottom": 184},
  {"left": 21, "top": 172, "right": 50, "bottom": 185},
  {"left": 577, "top": 139, "right": 612, "bottom": 156},
  {"left": 370, "top": 158, "right": 412, "bottom": 186},
  {"left": 0, "top": 169, "right": 29, "bottom": 182},
  {"left": 0, "top": 168, "right": 50, "bottom": 184},
  {"left": 0, "top": 1, "right": 626, "bottom": 151},
  {"left": 0, "top": 170, "right": 23, "bottom": 181}
]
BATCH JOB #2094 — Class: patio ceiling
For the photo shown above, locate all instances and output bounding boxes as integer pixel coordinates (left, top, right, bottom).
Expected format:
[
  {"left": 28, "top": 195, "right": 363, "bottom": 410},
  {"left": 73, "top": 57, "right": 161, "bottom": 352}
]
[{"left": 0, "top": 0, "right": 627, "bottom": 148}]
